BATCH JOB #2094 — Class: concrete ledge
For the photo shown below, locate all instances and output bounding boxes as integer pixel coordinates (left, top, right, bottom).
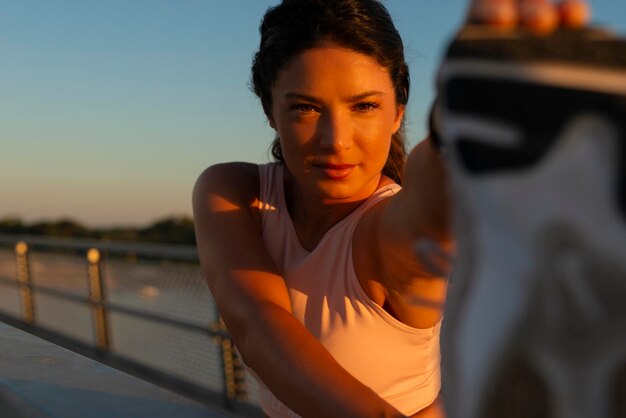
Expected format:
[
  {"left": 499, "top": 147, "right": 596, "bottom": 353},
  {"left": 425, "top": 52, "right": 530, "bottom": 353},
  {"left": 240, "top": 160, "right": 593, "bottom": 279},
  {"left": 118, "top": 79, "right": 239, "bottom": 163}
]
[{"left": 0, "top": 322, "right": 239, "bottom": 418}]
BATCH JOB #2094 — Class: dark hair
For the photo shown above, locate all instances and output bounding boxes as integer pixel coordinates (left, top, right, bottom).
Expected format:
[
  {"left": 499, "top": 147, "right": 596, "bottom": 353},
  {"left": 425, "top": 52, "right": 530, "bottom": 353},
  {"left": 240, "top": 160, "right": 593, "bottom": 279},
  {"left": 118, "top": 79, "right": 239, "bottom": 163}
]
[{"left": 251, "top": 0, "right": 409, "bottom": 184}]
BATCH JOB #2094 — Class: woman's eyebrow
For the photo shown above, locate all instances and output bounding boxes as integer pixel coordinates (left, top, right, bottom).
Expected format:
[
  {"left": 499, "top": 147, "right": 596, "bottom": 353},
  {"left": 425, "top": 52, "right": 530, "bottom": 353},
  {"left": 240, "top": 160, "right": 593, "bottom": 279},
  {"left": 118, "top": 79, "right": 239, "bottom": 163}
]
[
  {"left": 347, "top": 91, "right": 385, "bottom": 101},
  {"left": 283, "top": 91, "right": 386, "bottom": 102},
  {"left": 283, "top": 92, "right": 322, "bottom": 103}
]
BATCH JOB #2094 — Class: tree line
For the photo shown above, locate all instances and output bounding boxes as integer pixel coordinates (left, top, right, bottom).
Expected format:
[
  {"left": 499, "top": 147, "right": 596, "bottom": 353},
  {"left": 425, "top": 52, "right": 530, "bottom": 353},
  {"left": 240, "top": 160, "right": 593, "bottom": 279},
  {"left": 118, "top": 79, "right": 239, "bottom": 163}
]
[{"left": 0, "top": 216, "right": 196, "bottom": 245}]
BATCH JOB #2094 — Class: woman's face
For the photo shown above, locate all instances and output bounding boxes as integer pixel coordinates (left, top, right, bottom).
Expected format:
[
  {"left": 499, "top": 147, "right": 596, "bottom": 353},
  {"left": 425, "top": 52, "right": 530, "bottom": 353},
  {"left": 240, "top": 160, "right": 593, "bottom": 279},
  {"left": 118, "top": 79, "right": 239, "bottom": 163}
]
[{"left": 269, "top": 43, "right": 404, "bottom": 204}]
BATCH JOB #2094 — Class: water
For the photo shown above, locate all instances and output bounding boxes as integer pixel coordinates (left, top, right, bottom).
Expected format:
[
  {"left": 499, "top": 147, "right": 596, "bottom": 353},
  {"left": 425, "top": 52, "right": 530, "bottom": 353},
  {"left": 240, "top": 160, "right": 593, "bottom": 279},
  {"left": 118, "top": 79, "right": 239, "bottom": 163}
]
[{"left": 0, "top": 247, "right": 260, "bottom": 404}]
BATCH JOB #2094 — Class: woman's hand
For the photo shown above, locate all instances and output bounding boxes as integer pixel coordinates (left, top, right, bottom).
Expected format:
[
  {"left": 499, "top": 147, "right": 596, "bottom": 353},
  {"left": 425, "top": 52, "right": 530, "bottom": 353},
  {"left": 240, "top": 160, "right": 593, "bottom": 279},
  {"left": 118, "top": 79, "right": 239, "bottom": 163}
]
[{"left": 466, "top": 0, "right": 590, "bottom": 33}]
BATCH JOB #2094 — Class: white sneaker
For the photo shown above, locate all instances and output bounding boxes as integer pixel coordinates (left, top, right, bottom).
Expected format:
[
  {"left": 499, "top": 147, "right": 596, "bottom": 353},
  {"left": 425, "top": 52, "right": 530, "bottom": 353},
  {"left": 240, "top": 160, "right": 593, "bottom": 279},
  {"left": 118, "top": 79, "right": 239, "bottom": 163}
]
[{"left": 434, "top": 26, "right": 626, "bottom": 418}]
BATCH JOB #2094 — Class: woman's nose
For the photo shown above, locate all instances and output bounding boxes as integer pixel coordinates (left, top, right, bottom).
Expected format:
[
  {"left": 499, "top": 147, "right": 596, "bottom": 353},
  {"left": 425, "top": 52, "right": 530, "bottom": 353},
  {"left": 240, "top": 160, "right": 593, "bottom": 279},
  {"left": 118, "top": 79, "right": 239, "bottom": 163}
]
[{"left": 318, "top": 111, "right": 353, "bottom": 152}]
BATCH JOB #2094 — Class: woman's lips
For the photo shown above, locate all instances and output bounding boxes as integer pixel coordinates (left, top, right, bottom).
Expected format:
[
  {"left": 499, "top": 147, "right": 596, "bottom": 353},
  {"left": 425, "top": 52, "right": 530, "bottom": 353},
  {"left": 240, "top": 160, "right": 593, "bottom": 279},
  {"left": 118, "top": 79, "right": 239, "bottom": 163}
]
[{"left": 316, "top": 163, "right": 355, "bottom": 180}]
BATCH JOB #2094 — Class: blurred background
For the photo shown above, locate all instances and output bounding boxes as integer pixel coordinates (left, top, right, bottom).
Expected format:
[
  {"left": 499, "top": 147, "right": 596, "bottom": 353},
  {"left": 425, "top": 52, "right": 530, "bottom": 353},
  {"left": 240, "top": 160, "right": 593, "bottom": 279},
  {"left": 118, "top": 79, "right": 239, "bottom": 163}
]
[
  {"left": 1, "top": 1, "right": 626, "bottom": 415},
  {"left": 2, "top": 0, "right": 625, "bottom": 232}
]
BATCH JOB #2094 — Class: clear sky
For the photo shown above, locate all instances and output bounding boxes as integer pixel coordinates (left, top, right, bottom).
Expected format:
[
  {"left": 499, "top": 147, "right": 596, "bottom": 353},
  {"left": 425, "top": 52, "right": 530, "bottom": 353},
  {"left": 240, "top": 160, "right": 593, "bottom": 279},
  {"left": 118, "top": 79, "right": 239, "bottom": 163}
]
[{"left": 2, "top": 1, "right": 625, "bottom": 227}]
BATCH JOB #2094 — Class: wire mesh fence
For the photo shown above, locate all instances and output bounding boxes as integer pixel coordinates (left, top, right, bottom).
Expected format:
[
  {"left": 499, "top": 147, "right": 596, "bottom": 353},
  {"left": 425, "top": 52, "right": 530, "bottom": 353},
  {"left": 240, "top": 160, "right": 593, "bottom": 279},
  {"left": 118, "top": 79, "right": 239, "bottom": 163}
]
[
  {"left": 0, "top": 248, "right": 21, "bottom": 318},
  {"left": 103, "top": 257, "right": 217, "bottom": 327},
  {"left": 108, "top": 310, "right": 225, "bottom": 392},
  {"left": 30, "top": 250, "right": 90, "bottom": 295},
  {"left": 0, "top": 234, "right": 260, "bottom": 416},
  {"left": 0, "top": 282, "right": 21, "bottom": 318},
  {"left": 33, "top": 291, "right": 95, "bottom": 345}
]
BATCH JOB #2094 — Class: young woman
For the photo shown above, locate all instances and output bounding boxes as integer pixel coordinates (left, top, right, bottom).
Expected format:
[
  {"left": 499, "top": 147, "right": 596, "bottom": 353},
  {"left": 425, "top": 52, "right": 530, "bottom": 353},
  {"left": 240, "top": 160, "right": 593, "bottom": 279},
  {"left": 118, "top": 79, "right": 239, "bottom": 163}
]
[{"left": 193, "top": 1, "right": 590, "bottom": 417}]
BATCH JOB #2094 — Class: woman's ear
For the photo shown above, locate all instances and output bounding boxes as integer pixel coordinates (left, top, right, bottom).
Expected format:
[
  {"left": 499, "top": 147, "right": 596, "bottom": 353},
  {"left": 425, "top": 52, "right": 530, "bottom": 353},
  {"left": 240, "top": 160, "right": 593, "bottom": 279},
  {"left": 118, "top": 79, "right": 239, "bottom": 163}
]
[{"left": 393, "top": 105, "right": 406, "bottom": 134}]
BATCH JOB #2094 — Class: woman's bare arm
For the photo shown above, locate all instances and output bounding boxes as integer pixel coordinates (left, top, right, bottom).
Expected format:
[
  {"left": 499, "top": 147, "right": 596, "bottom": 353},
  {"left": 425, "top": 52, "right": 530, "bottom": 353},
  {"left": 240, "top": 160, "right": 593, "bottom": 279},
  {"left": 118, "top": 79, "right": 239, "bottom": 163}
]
[
  {"left": 192, "top": 162, "right": 405, "bottom": 418},
  {"left": 359, "top": 0, "right": 593, "bottom": 330},
  {"left": 363, "top": 137, "right": 452, "bottom": 329}
]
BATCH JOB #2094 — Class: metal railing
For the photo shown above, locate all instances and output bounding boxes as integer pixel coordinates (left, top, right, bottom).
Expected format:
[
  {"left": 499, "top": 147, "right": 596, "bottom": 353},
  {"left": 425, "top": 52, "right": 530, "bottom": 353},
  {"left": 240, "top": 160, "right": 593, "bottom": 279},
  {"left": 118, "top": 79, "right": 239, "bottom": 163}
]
[{"left": 0, "top": 234, "right": 260, "bottom": 416}]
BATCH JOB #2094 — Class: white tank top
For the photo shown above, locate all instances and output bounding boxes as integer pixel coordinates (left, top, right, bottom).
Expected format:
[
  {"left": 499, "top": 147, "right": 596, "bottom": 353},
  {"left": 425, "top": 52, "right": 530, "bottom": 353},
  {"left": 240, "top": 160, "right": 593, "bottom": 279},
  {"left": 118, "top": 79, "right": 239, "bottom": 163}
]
[{"left": 255, "top": 163, "right": 441, "bottom": 417}]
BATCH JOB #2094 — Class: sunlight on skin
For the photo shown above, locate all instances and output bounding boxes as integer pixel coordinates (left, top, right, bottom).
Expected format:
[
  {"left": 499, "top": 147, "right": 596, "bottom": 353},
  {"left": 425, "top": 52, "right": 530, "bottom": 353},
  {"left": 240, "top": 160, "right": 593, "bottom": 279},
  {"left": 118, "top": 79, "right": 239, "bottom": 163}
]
[
  {"left": 468, "top": 0, "right": 590, "bottom": 33},
  {"left": 520, "top": 0, "right": 560, "bottom": 33},
  {"left": 558, "top": 0, "right": 591, "bottom": 29}
]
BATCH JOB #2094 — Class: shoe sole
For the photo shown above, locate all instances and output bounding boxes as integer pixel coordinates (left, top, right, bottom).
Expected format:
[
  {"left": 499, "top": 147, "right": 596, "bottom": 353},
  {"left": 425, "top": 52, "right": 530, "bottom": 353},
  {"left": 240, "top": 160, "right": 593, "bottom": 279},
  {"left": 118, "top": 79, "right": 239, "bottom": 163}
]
[{"left": 436, "top": 26, "right": 626, "bottom": 418}]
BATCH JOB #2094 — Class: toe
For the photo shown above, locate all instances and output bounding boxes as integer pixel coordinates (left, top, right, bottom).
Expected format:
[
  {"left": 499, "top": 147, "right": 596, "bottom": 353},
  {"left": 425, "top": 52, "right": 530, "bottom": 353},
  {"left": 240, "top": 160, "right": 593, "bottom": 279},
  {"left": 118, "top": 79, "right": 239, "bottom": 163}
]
[
  {"left": 519, "top": 0, "right": 560, "bottom": 33},
  {"left": 557, "top": 0, "right": 591, "bottom": 29},
  {"left": 467, "top": 0, "right": 518, "bottom": 29}
]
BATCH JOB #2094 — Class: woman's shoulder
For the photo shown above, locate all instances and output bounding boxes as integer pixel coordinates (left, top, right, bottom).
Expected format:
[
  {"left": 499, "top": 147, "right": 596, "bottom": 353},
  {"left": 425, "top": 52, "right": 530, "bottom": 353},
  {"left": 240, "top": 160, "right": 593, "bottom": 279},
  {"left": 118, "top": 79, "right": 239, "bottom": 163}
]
[
  {"left": 196, "top": 161, "right": 260, "bottom": 180},
  {"left": 193, "top": 162, "right": 262, "bottom": 206}
]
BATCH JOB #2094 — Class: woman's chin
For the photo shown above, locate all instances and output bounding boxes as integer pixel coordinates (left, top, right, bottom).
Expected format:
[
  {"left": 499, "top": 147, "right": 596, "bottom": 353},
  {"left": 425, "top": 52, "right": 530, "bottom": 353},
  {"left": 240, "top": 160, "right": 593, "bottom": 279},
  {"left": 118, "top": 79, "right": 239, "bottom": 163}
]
[{"left": 311, "top": 179, "right": 376, "bottom": 203}]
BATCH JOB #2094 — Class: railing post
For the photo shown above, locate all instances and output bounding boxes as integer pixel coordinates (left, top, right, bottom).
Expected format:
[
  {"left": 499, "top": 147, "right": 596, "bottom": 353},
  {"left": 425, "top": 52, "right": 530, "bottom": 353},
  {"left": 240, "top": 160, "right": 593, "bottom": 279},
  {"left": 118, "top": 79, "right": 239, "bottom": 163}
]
[
  {"left": 87, "top": 248, "right": 110, "bottom": 351},
  {"left": 15, "top": 241, "right": 35, "bottom": 324},
  {"left": 211, "top": 315, "right": 248, "bottom": 407}
]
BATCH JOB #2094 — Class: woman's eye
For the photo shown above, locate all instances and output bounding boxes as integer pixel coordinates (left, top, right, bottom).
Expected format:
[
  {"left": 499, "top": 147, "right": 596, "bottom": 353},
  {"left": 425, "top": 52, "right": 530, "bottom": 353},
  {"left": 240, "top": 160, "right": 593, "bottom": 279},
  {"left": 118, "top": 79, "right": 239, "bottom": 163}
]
[
  {"left": 291, "top": 104, "right": 319, "bottom": 113},
  {"left": 354, "top": 102, "right": 379, "bottom": 112}
]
